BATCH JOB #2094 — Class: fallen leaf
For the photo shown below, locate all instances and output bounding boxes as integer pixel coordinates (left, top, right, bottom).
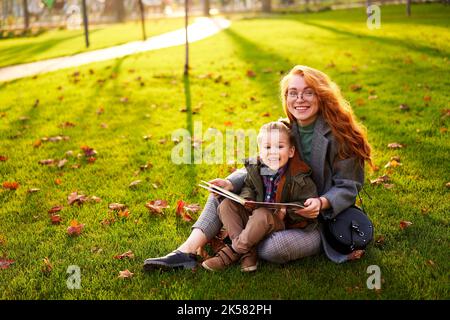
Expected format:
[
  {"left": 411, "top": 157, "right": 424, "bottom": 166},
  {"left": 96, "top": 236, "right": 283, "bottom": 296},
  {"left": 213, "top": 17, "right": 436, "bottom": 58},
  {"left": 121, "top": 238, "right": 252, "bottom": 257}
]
[
  {"left": 383, "top": 183, "right": 395, "bottom": 189},
  {"left": 118, "top": 210, "right": 130, "bottom": 219},
  {"left": 109, "top": 203, "right": 126, "bottom": 211},
  {"left": 50, "top": 214, "right": 62, "bottom": 225},
  {"left": 400, "top": 220, "right": 413, "bottom": 230},
  {"left": 370, "top": 175, "right": 390, "bottom": 185},
  {"left": 68, "top": 192, "right": 88, "bottom": 205},
  {"left": 196, "top": 246, "right": 211, "bottom": 261},
  {"left": 114, "top": 250, "right": 135, "bottom": 260},
  {"left": 89, "top": 196, "right": 102, "bottom": 203},
  {"left": 176, "top": 200, "right": 186, "bottom": 217},
  {"left": 0, "top": 258, "right": 15, "bottom": 269},
  {"left": 140, "top": 163, "right": 153, "bottom": 171},
  {"left": 399, "top": 104, "right": 410, "bottom": 111},
  {"left": 246, "top": 70, "right": 256, "bottom": 78},
  {"left": 375, "top": 235, "right": 385, "bottom": 247},
  {"left": 27, "top": 188, "right": 40, "bottom": 193},
  {"left": 145, "top": 200, "right": 169, "bottom": 214},
  {"left": 384, "top": 159, "right": 402, "bottom": 168},
  {"left": 91, "top": 246, "right": 103, "bottom": 254},
  {"left": 440, "top": 128, "right": 448, "bottom": 134},
  {"left": 41, "top": 257, "right": 53, "bottom": 274},
  {"left": 350, "top": 84, "right": 363, "bottom": 92},
  {"left": 67, "top": 220, "right": 85, "bottom": 236},
  {"left": 446, "top": 182, "right": 450, "bottom": 188},
  {"left": 426, "top": 260, "right": 435, "bottom": 266},
  {"left": 181, "top": 211, "right": 194, "bottom": 222},
  {"left": 33, "top": 139, "right": 42, "bottom": 148},
  {"left": 118, "top": 269, "right": 134, "bottom": 279},
  {"left": 39, "top": 159, "right": 56, "bottom": 166},
  {"left": 2, "top": 181, "right": 19, "bottom": 190},
  {"left": 347, "top": 250, "right": 365, "bottom": 261},
  {"left": 387, "top": 142, "right": 405, "bottom": 149},
  {"left": 224, "top": 121, "right": 233, "bottom": 127},
  {"left": 184, "top": 203, "right": 202, "bottom": 213},
  {"left": 55, "top": 178, "right": 62, "bottom": 185},
  {"left": 59, "top": 121, "right": 76, "bottom": 128},
  {"left": 423, "top": 95, "right": 431, "bottom": 102},
  {"left": 48, "top": 206, "right": 63, "bottom": 214},
  {"left": 80, "top": 145, "right": 97, "bottom": 157},
  {"left": 129, "top": 180, "right": 141, "bottom": 188},
  {"left": 120, "top": 97, "right": 129, "bottom": 103},
  {"left": 0, "top": 155, "right": 7, "bottom": 161}
]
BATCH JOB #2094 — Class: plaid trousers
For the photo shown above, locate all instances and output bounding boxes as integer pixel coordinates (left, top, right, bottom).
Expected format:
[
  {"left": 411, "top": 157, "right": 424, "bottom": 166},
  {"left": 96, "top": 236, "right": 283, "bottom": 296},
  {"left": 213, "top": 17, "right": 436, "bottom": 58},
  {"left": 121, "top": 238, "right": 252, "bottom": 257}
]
[{"left": 193, "top": 194, "right": 322, "bottom": 263}]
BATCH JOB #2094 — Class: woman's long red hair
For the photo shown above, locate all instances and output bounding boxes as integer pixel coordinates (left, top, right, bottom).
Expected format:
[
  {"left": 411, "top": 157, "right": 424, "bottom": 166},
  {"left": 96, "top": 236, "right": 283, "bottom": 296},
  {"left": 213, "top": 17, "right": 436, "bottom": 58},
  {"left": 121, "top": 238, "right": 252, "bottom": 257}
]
[{"left": 281, "top": 65, "right": 373, "bottom": 167}]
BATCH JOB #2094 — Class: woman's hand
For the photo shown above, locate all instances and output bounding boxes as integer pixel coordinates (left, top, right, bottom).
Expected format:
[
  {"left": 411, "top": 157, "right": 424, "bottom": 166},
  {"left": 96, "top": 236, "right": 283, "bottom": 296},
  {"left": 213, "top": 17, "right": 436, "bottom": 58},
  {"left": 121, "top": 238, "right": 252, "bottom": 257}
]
[{"left": 294, "top": 198, "right": 322, "bottom": 219}]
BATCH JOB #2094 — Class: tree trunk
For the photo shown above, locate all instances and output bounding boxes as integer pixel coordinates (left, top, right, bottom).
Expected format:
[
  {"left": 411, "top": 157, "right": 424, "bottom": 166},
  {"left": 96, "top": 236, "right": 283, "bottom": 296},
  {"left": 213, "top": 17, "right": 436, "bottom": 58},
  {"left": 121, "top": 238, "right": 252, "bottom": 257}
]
[
  {"left": 406, "top": 0, "right": 411, "bottom": 16},
  {"left": 109, "top": 0, "right": 125, "bottom": 22},
  {"left": 203, "top": 0, "right": 210, "bottom": 16},
  {"left": 23, "top": 0, "right": 29, "bottom": 31},
  {"left": 366, "top": 0, "right": 371, "bottom": 17},
  {"left": 262, "top": 0, "right": 271, "bottom": 13}
]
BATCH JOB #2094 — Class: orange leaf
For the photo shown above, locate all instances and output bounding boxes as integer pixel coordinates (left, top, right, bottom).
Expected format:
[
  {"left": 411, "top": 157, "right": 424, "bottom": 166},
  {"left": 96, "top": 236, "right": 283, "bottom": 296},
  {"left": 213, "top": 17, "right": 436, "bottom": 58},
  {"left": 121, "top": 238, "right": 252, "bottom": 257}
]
[
  {"left": 67, "top": 220, "right": 85, "bottom": 236},
  {"left": 2, "top": 181, "right": 19, "bottom": 190},
  {"left": 0, "top": 155, "right": 7, "bottom": 161}
]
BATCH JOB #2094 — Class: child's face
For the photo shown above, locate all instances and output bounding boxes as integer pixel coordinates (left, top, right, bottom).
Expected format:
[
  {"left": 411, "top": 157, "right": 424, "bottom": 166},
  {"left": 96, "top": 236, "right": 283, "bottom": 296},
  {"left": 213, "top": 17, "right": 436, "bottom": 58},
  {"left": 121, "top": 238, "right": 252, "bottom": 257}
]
[{"left": 259, "top": 130, "right": 295, "bottom": 171}]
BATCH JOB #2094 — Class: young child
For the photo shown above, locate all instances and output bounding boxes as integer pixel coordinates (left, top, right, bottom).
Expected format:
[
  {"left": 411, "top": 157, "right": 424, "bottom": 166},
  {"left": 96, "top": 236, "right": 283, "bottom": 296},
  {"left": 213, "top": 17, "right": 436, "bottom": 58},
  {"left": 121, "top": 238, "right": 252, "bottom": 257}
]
[{"left": 202, "top": 121, "right": 318, "bottom": 272}]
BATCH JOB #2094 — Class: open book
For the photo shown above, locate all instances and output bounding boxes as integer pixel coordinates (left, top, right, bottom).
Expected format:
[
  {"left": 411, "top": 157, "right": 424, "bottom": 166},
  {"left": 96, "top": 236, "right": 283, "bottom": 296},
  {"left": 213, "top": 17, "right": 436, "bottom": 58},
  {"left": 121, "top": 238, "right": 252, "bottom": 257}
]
[{"left": 198, "top": 180, "right": 305, "bottom": 212}]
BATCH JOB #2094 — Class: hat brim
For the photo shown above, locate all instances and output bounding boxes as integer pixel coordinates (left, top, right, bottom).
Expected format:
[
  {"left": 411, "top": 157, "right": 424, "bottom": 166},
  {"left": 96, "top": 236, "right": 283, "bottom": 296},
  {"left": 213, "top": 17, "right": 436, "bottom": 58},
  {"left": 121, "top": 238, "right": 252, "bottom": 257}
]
[{"left": 319, "top": 225, "right": 350, "bottom": 264}]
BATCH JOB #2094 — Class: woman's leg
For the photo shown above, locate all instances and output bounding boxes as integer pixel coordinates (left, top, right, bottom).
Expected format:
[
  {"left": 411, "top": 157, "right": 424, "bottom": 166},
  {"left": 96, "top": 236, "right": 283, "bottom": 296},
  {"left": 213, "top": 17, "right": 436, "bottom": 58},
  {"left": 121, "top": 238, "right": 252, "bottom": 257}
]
[
  {"left": 144, "top": 194, "right": 223, "bottom": 270},
  {"left": 257, "top": 227, "right": 322, "bottom": 264}
]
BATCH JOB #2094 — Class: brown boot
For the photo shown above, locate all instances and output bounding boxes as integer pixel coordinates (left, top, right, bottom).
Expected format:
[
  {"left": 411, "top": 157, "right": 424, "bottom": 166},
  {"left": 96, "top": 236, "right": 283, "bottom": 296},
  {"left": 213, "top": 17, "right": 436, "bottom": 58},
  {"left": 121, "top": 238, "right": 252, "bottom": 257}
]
[
  {"left": 202, "top": 245, "right": 241, "bottom": 271},
  {"left": 240, "top": 248, "right": 258, "bottom": 272}
]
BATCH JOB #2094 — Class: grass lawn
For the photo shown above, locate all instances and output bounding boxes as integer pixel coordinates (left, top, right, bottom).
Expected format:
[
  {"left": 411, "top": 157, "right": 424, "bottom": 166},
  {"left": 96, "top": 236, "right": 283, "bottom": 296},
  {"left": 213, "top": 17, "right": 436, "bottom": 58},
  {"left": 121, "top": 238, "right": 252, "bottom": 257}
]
[
  {"left": 0, "top": 17, "right": 187, "bottom": 68},
  {"left": 0, "top": 3, "right": 449, "bottom": 300}
]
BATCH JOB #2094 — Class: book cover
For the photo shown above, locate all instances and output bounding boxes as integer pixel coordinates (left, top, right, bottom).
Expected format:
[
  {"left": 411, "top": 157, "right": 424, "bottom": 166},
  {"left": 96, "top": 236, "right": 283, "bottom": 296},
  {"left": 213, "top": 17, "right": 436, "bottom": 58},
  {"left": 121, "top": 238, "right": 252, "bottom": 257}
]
[{"left": 198, "top": 180, "right": 305, "bottom": 212}]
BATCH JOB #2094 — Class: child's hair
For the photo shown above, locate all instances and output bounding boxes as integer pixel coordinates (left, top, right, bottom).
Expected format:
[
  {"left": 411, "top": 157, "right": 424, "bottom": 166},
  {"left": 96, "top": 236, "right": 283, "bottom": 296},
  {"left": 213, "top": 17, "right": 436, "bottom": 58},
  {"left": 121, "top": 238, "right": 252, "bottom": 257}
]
[{"left": 257, "top": 121, "right": 296, "bottom": 147}]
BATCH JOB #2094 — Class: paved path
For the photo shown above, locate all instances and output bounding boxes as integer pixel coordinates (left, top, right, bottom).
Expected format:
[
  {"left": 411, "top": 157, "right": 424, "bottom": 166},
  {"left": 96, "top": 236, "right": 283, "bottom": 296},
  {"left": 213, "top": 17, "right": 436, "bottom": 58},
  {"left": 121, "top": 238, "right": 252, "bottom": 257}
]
[{"left": 0, "top": 17, "right": 230, "bottom": 82}]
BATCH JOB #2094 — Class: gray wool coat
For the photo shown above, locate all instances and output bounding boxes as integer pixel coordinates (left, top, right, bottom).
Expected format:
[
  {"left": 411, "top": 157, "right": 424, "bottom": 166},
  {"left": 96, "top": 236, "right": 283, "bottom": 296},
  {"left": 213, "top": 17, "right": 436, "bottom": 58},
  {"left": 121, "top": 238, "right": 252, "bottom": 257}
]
[{"left": 227, "top": 115, "right": 365, "bottom": 220}]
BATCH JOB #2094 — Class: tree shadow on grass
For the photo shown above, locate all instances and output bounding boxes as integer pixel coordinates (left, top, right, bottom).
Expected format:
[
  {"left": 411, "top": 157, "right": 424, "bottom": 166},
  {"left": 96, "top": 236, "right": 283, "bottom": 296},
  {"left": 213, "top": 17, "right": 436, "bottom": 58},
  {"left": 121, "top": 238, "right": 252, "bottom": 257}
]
[
  {"left": 294, "top": 20, "right": 449, "bottom": 60},
  {"left": 0, "top": 29, "right": 101, "bottom": 68},
  {"left": 222, "top": 27, "right": 295, "bottom": 106}
]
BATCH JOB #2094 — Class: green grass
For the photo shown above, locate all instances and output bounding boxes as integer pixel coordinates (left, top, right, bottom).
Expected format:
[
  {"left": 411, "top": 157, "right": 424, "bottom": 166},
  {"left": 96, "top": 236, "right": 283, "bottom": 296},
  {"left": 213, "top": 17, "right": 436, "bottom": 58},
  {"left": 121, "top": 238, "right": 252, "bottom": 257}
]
[
  {"left": 0, "top": 3, "right": 449, "bottom": 299},
  {"left": 0, "top": 17, "right": 187, "bottom": 68}
]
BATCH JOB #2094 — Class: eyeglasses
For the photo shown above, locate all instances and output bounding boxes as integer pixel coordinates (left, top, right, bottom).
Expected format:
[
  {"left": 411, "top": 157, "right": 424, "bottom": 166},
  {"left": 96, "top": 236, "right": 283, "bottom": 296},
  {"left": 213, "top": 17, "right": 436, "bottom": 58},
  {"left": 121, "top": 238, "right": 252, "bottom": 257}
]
[{"left": 286, "top": 89, "right": 315, "bottom": 101}]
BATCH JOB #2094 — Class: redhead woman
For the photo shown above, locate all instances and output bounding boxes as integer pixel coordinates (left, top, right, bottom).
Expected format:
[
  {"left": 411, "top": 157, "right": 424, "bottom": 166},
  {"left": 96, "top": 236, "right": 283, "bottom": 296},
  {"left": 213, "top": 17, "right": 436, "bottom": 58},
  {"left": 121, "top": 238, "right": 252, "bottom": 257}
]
[{"left": 143, "top": 65, "right": 373, "bottom": 270}]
